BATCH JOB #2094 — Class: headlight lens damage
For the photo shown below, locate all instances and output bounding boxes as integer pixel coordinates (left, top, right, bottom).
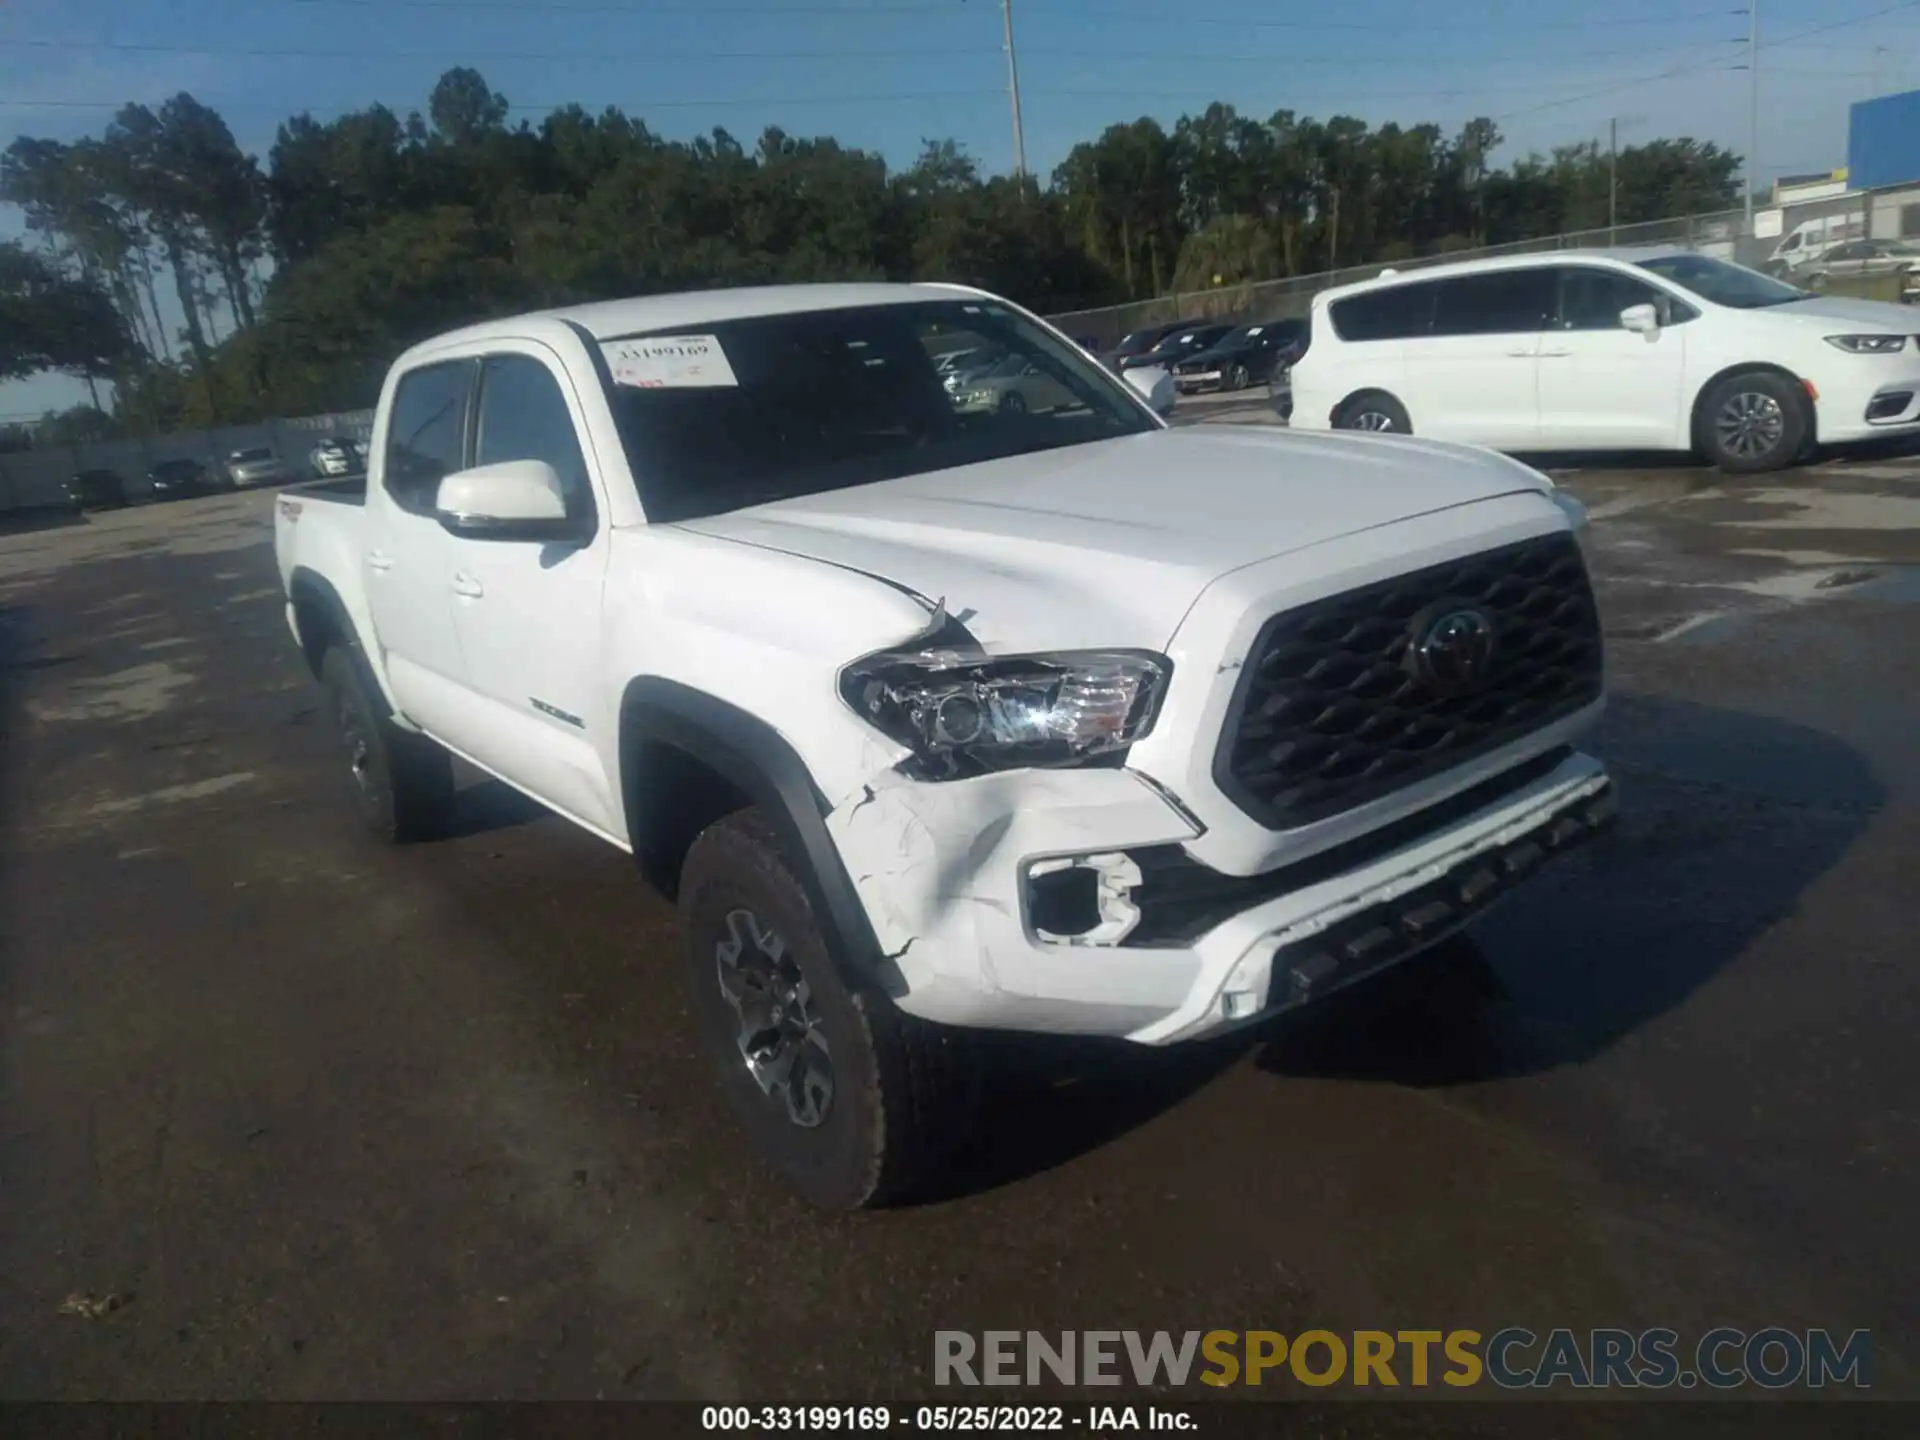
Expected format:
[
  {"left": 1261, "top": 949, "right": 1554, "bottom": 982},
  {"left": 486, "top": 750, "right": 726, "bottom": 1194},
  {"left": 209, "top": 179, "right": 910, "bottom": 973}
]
[{"left": 840, "top": 646, "right": 1172, "bottom": 780}]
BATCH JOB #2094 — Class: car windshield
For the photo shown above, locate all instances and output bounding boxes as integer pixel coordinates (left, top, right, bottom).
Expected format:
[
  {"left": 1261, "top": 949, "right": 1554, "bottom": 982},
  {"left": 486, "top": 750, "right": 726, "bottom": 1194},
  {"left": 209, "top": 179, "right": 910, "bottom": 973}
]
[
  {"left": 604, "top": 299, "right": 1155, "bottom": 524},
  {"left": 232, "top": 448, "right": 272, "bottom": 462},
  {"left": 1637, "top": 254, "right": 1809, "bottom": 309}
]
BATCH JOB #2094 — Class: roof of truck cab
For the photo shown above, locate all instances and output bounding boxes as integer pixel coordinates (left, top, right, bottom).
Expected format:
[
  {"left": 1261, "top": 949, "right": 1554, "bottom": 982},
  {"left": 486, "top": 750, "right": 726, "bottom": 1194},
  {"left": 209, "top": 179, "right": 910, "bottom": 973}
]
[
  {"left": 413, "top": 283, "right": 994, "bottom": 353},
  {"left": 1311, "top": 245, "right": 1693, "bottom": 305}
]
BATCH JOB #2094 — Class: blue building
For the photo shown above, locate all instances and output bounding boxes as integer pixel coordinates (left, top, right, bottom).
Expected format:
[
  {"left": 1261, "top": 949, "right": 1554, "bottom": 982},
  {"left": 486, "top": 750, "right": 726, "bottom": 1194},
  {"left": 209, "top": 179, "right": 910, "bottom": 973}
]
[
  {"left": 1849, "top": 88, "right": 1920, "bottom": 193},
  {"left": 1844, "top": 89, "right": 1920, "bottom": 241}
]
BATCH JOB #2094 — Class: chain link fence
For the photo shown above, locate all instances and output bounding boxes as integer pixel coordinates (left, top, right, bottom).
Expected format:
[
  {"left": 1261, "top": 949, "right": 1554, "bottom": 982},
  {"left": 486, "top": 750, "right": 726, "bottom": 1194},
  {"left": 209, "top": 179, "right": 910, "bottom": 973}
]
[
  {"left": 1042, "top": 209, "right": 1775, "bottom": 350},
  {"left": 1, "top": 409, "right": 374, "bottom": 516}
]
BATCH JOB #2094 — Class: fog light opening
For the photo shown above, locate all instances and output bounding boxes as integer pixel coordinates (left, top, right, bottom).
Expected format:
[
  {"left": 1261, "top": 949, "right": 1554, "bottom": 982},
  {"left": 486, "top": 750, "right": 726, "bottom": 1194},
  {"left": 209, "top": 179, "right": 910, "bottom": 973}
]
[{"left": 1028, "top": 852, "right": 1143, "bottom": 946}]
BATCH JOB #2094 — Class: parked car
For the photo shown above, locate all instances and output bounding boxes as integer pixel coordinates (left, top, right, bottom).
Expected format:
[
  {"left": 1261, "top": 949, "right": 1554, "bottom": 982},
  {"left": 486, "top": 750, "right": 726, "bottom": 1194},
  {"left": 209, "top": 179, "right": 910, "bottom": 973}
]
[
  {"left": 1118, "top": 322, "right": 1235, "bottom": 373},
  {"left": 1288, "top": 245, "right": 1920, "bottom": 473},
  {"left": 148, "top": 457, "right": 233, "bottom": 500},
  {"left": 274, "top": 281, "right": 1611, "bottom": 1211},
  {"left": 310, "top": 438, "right": 368, "bottom": 478},
  {"left": 1110, "top": 318, "right": 1200, "bottom": 367},
  {"left": 1801, "top": 239, "right": 1920, "bottom": 297},
  {"left": 947, "top": 354, "right": 1078, "bottom": 415},
  {"left": 1171, "top": 319, "right": 1309, "bottom": 393},
  {"left": 1763, "top": 212, "right": 1866, "bottom": 276},
  {"left": 65, "top": 469, "right": 129, "bottom": 512},
  {"left": 939, "top": 346, "right": 1011, "bottom": 395},
  {"left": 226, "top": 447, "right": 290, "bottom": 487}
]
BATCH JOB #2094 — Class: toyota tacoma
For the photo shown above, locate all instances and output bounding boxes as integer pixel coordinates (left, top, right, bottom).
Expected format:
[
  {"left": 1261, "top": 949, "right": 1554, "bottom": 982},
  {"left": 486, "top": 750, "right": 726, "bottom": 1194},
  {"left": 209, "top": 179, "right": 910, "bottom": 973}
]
[{"left": 273, "top": 282, "right": 1614, "bottom": 1209}]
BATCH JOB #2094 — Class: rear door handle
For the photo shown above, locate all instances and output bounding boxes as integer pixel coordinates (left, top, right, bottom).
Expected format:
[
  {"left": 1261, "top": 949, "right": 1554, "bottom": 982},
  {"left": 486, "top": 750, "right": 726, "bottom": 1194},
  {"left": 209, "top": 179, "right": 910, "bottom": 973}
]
[
  {"left": 451, "top": 572, "right": 484, "bottom": 599},
  {"left": 1505, "top": 348, "right": 1537, "bottom": 358},
  {"left": 366, "top": 550, "right": 394, "bottom": 572},
  {"left": 1539, "top": 349, "right": 1574, "bottom": 358}
]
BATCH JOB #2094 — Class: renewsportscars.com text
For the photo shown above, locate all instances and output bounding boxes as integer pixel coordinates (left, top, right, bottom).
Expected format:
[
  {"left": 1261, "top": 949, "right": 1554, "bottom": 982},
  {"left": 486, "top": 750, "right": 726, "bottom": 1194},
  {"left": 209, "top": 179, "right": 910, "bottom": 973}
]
[{"left": 933, "top": 1328, "right": 1871, "bottom": 1390}]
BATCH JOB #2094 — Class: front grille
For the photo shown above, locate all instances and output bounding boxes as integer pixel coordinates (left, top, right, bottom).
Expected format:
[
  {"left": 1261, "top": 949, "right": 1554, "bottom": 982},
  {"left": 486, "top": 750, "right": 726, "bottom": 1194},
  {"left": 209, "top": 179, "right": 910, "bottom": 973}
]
[{"left": 1215, "top": 532, "right": 1603, "bottom": 830}]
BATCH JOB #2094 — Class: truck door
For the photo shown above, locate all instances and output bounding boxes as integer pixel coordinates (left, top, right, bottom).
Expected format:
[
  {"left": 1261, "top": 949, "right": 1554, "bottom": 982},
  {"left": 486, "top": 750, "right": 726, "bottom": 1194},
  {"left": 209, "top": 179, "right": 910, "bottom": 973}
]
[
  {"left": 365, "top": 359, "right": 475, "bottom": 739},
  {"left": 441, "top": 348, "right": 619, "bottom": 836}
]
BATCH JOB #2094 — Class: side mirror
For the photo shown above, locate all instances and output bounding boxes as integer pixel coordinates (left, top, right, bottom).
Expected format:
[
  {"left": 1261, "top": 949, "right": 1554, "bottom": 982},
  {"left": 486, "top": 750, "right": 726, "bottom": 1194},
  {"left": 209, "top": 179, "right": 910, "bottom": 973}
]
[
  {"left": 1619, "top": 303, "right": 1661, "bottom": 337},
  {"left": 434, "top": 459, "right": 590, "bottom": 542},
  {"left": 1123, "top": 364, "right": 1176, "bottom": 417}
]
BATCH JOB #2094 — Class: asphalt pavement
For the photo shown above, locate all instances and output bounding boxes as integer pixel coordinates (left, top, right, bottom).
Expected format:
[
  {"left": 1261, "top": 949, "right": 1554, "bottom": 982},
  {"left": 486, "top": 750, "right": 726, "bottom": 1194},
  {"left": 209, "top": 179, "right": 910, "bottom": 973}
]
[{"left": 2, "top": 432, "right": 1916, "bottom": 1413}]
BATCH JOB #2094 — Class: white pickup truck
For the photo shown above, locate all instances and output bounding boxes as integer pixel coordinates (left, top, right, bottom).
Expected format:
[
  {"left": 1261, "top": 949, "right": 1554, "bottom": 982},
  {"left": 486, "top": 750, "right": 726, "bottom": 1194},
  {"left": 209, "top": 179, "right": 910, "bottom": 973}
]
[{"left": 274, "top": 282, "right": 1614, "bottom": 1209}]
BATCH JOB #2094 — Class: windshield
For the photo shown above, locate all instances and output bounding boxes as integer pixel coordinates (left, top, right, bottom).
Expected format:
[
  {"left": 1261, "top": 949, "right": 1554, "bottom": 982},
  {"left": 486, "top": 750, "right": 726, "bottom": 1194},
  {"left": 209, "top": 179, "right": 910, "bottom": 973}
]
[
  {"left": 232, "top": 448, "right": 272, "bottom": 462},
  {"left": 605, "top": 299, "right": 1157, "bottom": 524},
  {"left": 1637, "top": 254, "right": 1809, "bottom": 309}
]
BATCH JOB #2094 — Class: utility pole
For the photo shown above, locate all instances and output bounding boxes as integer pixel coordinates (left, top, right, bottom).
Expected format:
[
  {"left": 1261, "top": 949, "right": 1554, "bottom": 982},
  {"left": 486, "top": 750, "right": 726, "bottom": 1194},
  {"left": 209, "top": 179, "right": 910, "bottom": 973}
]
[
  {"left": 1746, "top": 0, "right": 1760, "bottom": 230},
  {"left": 1609, "top": 116, "right": 1618, "bottom": 243},
  {"left": 1001, "top": 0, "right": 1028, "bottom": 181}
]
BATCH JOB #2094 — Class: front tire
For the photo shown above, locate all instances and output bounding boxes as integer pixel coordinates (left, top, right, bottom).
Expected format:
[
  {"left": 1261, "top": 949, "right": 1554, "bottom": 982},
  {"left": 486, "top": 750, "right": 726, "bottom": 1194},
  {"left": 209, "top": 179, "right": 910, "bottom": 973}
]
[
  {"left": 679, "top": 809, "right": 977, "bottom": 1210},
  {"left": 1697, "top": 370, "right": 1809, "bottom": 475},
  {"left": 1226, "top": 363, "right": 1249, "bottom": 392},
  {"left": 998, "top": 390, "right": 1027, "bottom": 416},
  {"left": 1335, "top": 391, "right": 1411, "bottom": 434},
  {"left": 321, "top": 646, "right": 454, "bottom": 842}
]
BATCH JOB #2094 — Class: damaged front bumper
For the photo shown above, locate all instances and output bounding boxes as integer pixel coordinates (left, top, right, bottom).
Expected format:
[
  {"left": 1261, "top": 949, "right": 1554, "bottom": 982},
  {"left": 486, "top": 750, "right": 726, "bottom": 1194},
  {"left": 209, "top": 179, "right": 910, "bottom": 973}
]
[{"left": 825, "top": 748, "right": 1614, "bottom": 1045}]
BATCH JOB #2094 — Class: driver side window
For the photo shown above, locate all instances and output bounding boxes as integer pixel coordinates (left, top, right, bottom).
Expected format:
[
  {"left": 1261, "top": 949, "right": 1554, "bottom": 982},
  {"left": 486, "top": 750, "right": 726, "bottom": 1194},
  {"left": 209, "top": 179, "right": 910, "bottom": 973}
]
[
  {"left": 1555, "top": 267, "right": 1667, "bottom": 331},
  {"left": 474, "top": 353, "right": 596, "bottom": 522}
]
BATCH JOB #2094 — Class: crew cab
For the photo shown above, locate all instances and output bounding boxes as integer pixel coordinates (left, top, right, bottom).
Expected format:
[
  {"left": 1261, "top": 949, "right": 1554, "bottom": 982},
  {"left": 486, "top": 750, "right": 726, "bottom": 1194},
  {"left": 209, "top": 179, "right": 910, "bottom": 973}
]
[{"left": 274, "top": 283, "right": 1615, "bottom": 1209}]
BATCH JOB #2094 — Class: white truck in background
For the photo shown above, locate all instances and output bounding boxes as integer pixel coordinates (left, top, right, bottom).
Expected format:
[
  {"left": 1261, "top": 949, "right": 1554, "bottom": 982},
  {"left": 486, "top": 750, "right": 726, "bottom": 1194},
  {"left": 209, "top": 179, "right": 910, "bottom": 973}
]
[{"left": 273, "top": 282, "right": 1615, "bottom": 1209}]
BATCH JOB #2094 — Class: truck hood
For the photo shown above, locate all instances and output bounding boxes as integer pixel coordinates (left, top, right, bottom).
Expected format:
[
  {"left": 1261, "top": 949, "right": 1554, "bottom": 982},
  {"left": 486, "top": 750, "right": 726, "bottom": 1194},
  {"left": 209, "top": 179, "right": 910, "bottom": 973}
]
[{"left": 671, "top": 428, "right": 1553, "bottom": 652}]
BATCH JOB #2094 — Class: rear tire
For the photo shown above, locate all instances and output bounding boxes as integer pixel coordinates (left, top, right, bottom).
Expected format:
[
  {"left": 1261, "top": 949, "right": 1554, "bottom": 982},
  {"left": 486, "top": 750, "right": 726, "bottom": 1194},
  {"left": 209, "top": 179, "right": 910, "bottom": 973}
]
[
  {"left": 321, "top": 646, "right": 454, "bottom": 843},
  {"left": 679, "top": 809, "right": 978, "bottom": 1210},
  {"left": 1335, "top": 391, "right": 1411, "bottom": 434},
  {"left": 1696, "top": 370, "right": 1809, "bottom": 475}
]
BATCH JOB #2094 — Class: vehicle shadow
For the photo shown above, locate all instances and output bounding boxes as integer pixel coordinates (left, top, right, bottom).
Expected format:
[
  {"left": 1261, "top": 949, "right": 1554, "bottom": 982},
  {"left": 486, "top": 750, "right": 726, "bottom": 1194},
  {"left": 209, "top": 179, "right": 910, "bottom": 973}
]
[
  {"left": 0, "top": 509, "right": 84, "bottom": 539},
  {"left": 918, "top": 1030, "right": 1247, "bottom": 1205},
  {"left": 924, "top": 690, "right": 1879, "bottom": 1197},
  {"left": 1254, "top": 690, "right": 1883, "bottom": 1087},
  {"left": 441, "top": 773, "right": 551, "bottom": 840}
]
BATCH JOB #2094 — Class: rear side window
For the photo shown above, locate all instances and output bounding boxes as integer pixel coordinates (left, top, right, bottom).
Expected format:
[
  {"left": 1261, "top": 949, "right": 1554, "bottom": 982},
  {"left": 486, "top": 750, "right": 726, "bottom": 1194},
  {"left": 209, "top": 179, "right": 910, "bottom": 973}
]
[
  {"left": 1328, "top": 282, "right": 1436, "bottom": 341},
  {"left": 1430, "top": 269, "right": 1555, "bottom": 336},
  {"left": 385, "top": 360, "right": 474, "bottom": 516},
  {"left": 474, "top": 353, "right": 595, "bottom": 520}
]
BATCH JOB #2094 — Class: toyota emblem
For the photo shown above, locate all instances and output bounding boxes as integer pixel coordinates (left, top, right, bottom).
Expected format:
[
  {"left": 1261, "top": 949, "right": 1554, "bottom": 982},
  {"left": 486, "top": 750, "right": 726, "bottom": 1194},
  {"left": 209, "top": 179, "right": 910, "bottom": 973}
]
[{"left": 1414, "top": 607, "right": 1497, "bottom": 692}]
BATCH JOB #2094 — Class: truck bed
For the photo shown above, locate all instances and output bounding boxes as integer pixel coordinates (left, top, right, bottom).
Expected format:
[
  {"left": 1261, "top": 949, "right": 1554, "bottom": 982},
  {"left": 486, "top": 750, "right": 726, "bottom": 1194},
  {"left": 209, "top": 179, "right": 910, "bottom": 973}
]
[{"left": 285, "top": 476, "right": 367, "bottom": 504}]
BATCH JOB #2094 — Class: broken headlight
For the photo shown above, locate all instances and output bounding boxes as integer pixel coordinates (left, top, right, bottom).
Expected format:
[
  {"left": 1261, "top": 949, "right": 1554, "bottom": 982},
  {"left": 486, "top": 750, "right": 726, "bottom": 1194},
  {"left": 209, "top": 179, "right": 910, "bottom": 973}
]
[{"left": 839, "top": 646, "right": 1172, "bottom": 780}]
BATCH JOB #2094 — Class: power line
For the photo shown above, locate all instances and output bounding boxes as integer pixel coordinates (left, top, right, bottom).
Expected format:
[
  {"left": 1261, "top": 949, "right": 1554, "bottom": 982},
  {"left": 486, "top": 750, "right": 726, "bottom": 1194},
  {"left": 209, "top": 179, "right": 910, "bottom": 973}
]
[
  {"left": 1495, "top": 0, "right": 1920, "bottom": 122},
  {"left": 0, "top": 39, "right": 1003, "bottom": 62},
  {"left": 0, "top": 37, "right": 1744, "bottom": 68},
  {"left": 0, "top": 89, "right": 1006, "bottom": 115},
  {"left": 277, "top": 0, "right": 1769, "bottom": 28}
]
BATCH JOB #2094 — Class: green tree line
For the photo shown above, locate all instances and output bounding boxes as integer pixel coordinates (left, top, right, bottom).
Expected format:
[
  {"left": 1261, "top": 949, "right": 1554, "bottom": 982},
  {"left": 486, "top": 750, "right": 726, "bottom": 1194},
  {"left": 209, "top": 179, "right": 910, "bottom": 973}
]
[{"left": 1, "top": 68, "right": 1742, "bottom": 440}]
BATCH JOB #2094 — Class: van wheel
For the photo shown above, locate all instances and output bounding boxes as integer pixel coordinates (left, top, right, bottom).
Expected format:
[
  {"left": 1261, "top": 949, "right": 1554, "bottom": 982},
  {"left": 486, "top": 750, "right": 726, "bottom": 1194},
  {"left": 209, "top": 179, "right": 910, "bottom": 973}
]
[
  {"left": 1335, "top": 392, "right": 1411, "bottom": 434},
  {"left": 1698, "top": 371, "right": 1809, "bottom": 475},
  {"left": 678, "top": 809, "right": 978, "bottom": 1210},
  {"left": 320, "top": 647, "right": 453, "bottom": 842}
]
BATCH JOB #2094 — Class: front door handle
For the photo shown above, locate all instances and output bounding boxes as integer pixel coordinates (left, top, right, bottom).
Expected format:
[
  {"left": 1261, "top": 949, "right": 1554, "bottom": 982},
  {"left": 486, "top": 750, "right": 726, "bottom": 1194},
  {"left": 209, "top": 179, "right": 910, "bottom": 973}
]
[
  {"left": 366, "top": 550, "right": 394, "bottom": 572},
  {"left": 451, "top": 572, "right": 484, "bottom": 599},
  {"left": 1538, "top": 349, "right": 1574, "bottom": 358},
  {"left": 1505, "top": 348, "right": 1537, "bottom": 358}
]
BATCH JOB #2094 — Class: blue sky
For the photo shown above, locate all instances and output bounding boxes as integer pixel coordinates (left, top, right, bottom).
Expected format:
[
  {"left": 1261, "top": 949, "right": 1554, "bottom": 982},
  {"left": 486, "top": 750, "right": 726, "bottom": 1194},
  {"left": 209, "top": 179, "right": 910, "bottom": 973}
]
[{"left": 5, "top": 0, "right": 1919, "bottom": 417}]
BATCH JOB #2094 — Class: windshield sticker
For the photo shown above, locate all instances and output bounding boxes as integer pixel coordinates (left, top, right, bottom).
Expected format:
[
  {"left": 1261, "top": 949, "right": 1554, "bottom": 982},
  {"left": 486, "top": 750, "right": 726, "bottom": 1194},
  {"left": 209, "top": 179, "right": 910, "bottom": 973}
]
[{"left": 601, "top": 334, "right": 739, "bottom": 388}]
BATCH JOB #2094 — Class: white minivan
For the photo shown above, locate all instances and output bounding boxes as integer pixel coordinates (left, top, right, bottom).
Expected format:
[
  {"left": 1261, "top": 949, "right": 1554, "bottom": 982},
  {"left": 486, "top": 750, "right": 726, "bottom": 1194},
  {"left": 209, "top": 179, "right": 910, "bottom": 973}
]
[{"left": 1288, "top": 247, "right": 1920, "bottom": 472}]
